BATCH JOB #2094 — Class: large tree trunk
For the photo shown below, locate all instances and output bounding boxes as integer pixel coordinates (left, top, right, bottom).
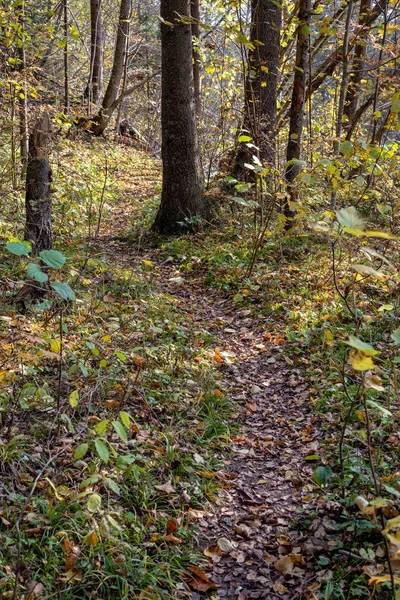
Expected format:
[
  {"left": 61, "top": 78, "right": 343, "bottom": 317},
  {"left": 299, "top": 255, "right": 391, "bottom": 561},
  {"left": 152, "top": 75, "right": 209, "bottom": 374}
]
[
  {"left": 87, "top": 0, "right": 103, "bottom": 105},
  {"left": 191, "top": 0, "right": 201, "bottom": 114},
  {"left": 25, "top": 114, "right": 53, "bottom": 253},
  {"left": 283, "top": 0, "right": 311, "bottom": 227},
  {"left": 151, "top": 0, "right": 206, "bottom": 234},
  {"left": 233, "top": 0, "right": 281, "bottom": 177}
]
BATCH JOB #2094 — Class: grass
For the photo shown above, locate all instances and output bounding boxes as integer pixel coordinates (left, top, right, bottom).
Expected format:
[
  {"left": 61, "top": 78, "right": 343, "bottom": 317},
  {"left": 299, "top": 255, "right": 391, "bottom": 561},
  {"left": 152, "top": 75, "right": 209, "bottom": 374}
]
[{"left": 0, "top": 134, "right": 399, "bottom": 599}]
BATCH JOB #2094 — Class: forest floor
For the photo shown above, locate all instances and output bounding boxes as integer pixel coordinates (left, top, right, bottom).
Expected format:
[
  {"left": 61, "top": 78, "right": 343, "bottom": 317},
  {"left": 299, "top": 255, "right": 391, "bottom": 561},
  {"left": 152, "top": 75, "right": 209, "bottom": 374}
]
[{"left": 0, "top": 138, "right": 397, "bottom": 600}]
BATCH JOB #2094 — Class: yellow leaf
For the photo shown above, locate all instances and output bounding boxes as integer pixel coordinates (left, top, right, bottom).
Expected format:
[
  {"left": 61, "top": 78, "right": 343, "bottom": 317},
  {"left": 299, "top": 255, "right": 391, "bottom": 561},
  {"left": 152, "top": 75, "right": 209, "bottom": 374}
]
[
  {"left": 369, "top": 574, "right": 400, "bottom": 585},
  {"left": 50, "top": 339, "right": 61, "bottom": 353},
  {"left": 69, "top": 390, "right": 79, "bottom": 408},
  {"left": 323, "top": 329, "right": 334, "bottom": 346},
  {"left": 348, "top": 350, "right": 374, "bottom": 371},
  {"left": 84, "top": 531, "right": 99, "bottom": 548},
  {"left": 355, "top": 410, "right": 366, "bottom": 423},
  {"left": 378, "top": 304, "right": 394, "bottom": 312}
]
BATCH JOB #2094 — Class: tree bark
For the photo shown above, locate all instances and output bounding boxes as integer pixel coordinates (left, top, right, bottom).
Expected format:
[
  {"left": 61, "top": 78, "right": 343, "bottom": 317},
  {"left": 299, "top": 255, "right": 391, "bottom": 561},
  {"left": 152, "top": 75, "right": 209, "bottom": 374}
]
[
  {"left": 152, "top": 0, "right": 207, "bottom": 234},
  {"left": 63, "top": 0, "right": 69, "bottom": 113},
  {"left": 87, "top": 0, "right": 103, "bottom": 105},
  {"left": 25, "top": 114, "right": 53, "bottom": 253},
  {"left": 284, "top": 0, "right": 311, "bottom": 226},
  {"left": 191, "top": 0, "right": 201, "bottom": 114},
  {"left": 94, "top": 0, "right": 131, "bottom": 133},
  {"left": 233, "top": 0, "right": 281, "bottom": 177}
]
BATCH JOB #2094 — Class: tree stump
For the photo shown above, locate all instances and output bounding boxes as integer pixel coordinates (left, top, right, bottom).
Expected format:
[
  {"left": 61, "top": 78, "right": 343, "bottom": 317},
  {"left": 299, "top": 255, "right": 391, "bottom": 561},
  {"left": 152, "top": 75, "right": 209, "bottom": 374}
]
[{"left": 24, "top": 113, "right": 54, "bottom": 253}]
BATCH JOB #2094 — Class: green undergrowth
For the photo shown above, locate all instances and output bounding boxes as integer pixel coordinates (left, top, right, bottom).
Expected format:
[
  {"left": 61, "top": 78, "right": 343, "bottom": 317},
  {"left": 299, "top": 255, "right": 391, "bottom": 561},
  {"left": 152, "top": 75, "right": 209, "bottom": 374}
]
[{"left": 1, "top": 137, "right": 399, "bottom": 598}]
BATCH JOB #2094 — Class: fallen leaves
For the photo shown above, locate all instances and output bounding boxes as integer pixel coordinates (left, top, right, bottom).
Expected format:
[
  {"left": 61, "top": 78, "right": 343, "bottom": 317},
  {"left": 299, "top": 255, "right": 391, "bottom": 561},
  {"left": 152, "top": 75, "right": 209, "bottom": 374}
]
[
  {"left": 274, "top": 553, "right": 304, "bottom": 575},
  {"left": 186, "top": 566, "right": 215, "bottom": 592}
]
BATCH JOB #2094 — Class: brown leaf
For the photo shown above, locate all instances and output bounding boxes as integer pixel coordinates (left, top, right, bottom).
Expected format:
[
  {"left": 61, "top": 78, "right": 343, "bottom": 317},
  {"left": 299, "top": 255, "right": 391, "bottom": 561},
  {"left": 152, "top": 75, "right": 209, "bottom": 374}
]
[
  {"left": 274, "top": 554, "right": 304, "bottom": 575},
  {"left": 163, "top": 533, "right": 182, "bottom": 544},
  {"left": 186, "top": 566, "right": 215, "bottom": 592},
  {"left": 204, "top": 544, "right": 221, "bottom": 558},
  {"left": 166, "top": 518, "right": 178, "bottom": 534},
  {"left": 155, "top": 480, "right": 175, "bottom": 494},
  {"left": 273, "top": 582, "right": 288, "bottom": 595},
  {"left": 25, "top": 580, "right": 45, "bottom": 599}
]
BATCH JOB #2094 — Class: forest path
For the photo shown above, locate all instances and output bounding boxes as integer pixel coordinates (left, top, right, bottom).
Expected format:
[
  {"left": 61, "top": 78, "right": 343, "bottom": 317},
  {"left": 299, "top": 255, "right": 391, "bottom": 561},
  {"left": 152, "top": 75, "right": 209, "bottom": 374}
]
[{"left": 97, "top": 196, "right": 326, "bottom": 600}]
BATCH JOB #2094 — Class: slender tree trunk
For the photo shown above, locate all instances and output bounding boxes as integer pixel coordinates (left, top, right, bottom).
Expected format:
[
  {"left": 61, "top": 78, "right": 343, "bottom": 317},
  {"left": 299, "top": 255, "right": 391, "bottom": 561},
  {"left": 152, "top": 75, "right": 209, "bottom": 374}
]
[
  {"left": 63, "top": 0, "right": 69, "bottom": 112},
  {"left": 25, "top": 114, "right": 54, "bottom": 253},
  {"left": 284, "top": 0, "right": 311, "bottom": 227},
  {"left": 233, "top": 0, "right": 281, "bottom": 177},
  {"left": 87, "top": 0, "right": 103, "bottom": 105},
  {"left": 93, "top": 0, "right": 131, "bottom": 133},
  {"left": 343, "top": 0, "right": 372, "bottom": 133},
  {"left": 331, "top": 0, "right": 354, "bottom": 209},
  {"left": 18, "top": 0, "right": 28, "bottom": 175},
  {"left": 152, "top": 0, "right": 206, "bottom": 234},
  {"left": 191, "top": 0, "right": 201, "bottom": 114}
]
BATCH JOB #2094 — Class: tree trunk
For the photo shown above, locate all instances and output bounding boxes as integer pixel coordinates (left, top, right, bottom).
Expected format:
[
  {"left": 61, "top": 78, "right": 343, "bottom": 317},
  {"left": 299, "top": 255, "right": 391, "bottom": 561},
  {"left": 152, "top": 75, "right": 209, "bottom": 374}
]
[
  {"left": 152, "top": 0, "right": 206, "bottom": 234},
  {"left": 93, "top": 0, "right": 131, "bottom": 133},
  {"left": 343, "top": 0, "right": 372, "bottom": 134},
  {"left": 63, "top": 0, "right": 69, "bottom": 112},
  {"left": 25, "top": 114, "right": 54, "bottom": 253},
  {"left": 233, "top": 0, "right": 281, "bottom": 177},
  {"left": 284, "top": 0, "right": 311, "bottom": 227},
  {"left": 87, "top": 0, "right": 103, "bottom": 105},
  {"left": 191, "top": 0, "right": 201, "bottom": 114}
]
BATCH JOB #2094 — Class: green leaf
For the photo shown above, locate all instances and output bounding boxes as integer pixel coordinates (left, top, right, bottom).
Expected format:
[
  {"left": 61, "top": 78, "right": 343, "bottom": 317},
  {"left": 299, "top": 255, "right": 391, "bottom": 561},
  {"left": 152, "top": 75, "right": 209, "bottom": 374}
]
[
  {"left": 119, "top": 411, "right": 131, "bottom": 428},
  {"left": 340, "top": 140, "right": 352, "bottom": 156},
  {"left": 95, "top": 420, "right": 108, "bottom": 436},
  {"left": 345, "top": 335, "right": 379, "bottom": 356},
  {"left": 74, "top": 443, "right": 89, "bottom": 461},
  {"left": 336, "top": 206, "right": 366, "bottom": 229},
  {"left": 69, "top": 389, "right": 79, "bottom": 408},
  {"left": 305, "top": 454, "right": 321, "bottom": 461},
  {"left": 366, "top": 399, "right": 392, "bottom": 417},
  {"left": 104, "top": 478, "right": 120, "bottom": 494},
  {"left": 112, "top": 420, "right": 128, "bottom": 442},
  {"left": 40, "top": 249, "right": 66, "bottom": 268},
  {"left": 238, "top": 135, "right": 252, "bottom": 143},
  {"left": 115, "top": 350, "right": 127, "bottom": 363},
  {"left": 27, "top": 263, "right": 48, "bottom": 283},
  {"left": 391, "top": 97, "right": 400, "bottom": 114},
  {"left": 94, "top": 439, "right": 109, "bottom": 463},
  {"left": 51, "top": 281, "right": 76, "bottom": 300},
  {"left": 87, "top": 493, "right": 102, "bottom": 512},
  {"left": 314, "top": 465, "right": 332, "bottom": 486},
  {"left": 79, "top": 474, "right": 101, "bottom": 489},
  {"left": 391, "top": 328, "right": 400, "bottom": 344},
  {"left": 6, "top": 241, "right": 31, "bottom": 256}
]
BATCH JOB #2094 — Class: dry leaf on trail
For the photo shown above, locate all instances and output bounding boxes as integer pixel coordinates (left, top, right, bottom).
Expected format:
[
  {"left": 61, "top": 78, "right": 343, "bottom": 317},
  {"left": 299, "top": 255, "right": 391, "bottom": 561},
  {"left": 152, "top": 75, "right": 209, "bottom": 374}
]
[
  {"left": 155, "top": 480, "right": 175, "bottom": 494},
  {"left": 163, "top": 533, "right": 182, "bottom": 544},
  {"left": 186, "top": 566, "right": 215, "bottom": 592},
  {"left": 63, "top": 538, "right": 80, "bottom": 572},
  {"left": 25, "top": 580, "right": 45, "bottom": 599},
  {"left": 166, "top": 519, "right": 178, "bottom": 534},
  {"left": 217, "top": 537, "right": 236, "bottom": 552},
  {"left": 103, "top": 293, "right": 117, "bottom": 303},
  {"left": 273, "top": 582, "right": 288, "bottom": 595},
  {"left": 204, "top": 543, "right": 222, "bottom": 558},
  {"left": 274, "top": 554, "right": 304, "bottom": 575},
  {"left": 305, "top": 582, "right": 321, "bottom": 599}
]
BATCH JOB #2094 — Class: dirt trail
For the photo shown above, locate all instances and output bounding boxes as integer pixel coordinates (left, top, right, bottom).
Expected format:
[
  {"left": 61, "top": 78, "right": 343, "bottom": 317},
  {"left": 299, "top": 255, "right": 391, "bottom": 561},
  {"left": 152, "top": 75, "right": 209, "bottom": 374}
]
[{"left": 98, "top": 200, "right": 327, "bottom": 600}]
